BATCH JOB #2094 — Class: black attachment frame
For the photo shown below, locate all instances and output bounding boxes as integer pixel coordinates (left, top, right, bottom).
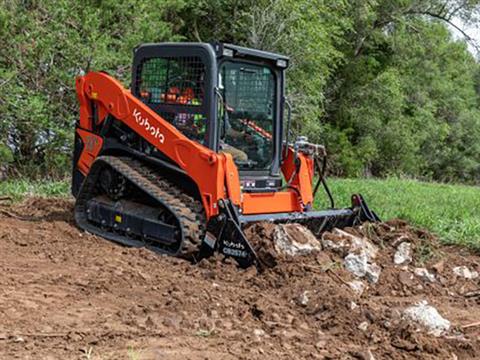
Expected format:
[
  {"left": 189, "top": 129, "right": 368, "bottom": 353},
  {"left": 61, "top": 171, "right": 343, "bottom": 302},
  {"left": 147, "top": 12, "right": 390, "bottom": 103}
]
[
  {"left": 207, "top": 194, "right": 381, "bottom": 268},
  {"left": 312, "top": 156, "right": 335, "bottom": 209},
  {"left": 205, "top": 199, "right": 259, "bottom": 268}
]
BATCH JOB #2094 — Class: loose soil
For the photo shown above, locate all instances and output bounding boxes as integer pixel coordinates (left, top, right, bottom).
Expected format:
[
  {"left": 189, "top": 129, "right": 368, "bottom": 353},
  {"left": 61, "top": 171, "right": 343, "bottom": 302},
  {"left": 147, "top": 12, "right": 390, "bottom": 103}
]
[{"left": 1, "top": 198, "right": 479, "bottom": 359}]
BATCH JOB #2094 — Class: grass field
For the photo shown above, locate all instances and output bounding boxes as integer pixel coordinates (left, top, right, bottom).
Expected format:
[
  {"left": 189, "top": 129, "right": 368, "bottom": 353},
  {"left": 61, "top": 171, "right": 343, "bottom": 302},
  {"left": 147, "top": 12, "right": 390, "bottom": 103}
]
[
  {"left": 1, "top": 177, "right": 479, "bottom": 249},
  {"left": 0, "top": 179, "right": 70, "bottom": 200},
  {"left": 316, "top": 177, "right": 480, "bottom": 250}
]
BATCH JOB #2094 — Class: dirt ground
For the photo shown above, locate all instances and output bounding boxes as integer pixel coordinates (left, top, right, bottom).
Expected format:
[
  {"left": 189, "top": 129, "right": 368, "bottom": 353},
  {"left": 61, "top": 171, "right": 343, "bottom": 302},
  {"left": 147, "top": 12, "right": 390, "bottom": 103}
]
[{"left": 0, "top": 198, "right": 479, "bottom": 360}]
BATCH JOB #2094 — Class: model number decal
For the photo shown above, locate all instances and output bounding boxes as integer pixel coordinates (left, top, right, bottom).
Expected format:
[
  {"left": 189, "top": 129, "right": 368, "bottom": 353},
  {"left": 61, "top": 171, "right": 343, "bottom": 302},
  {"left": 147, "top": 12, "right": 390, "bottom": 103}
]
[
  {"left": 133, "top": 108, "right": 165, "bottom": 144},
  {"left": 85, "top": 135, "right": 100, "bottom": 152}
]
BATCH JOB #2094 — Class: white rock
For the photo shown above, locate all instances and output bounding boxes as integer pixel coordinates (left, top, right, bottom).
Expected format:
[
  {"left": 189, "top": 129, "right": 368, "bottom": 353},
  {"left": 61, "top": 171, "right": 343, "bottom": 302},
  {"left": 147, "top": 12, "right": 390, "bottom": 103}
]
[
  {"left": 453, "top": 266, "right": 479, "bottom": 279},
  {"left": 358, "top": 321, "right": 369, "bottom": 331},
  {"left": 394, "top": 242, "right": 412, "bottom": 265},
  {"left": 344, "top": 253, "right": 381, "bottom": 283},
  {"left": 403, "top": 300, "right": 451, "bottom": 336},
  {"left": 323, "top": 229, "right": 378, "bottom": 260},
  {"left": 297, "top": 291, "right": 310, "bottom": 306},
  {"left": 348, "top": 280, "right": 366, "bottom": 296},
  {"left": 366, "top": 349, "right": 375, "bottom": 360},
  {"left": 365, "top": 263, "right": 382, "bottom": 284},
  {"left": 350, "top": 301, "right": 358, "bottom": 310},
  {"left": 273, "top": 224, "right": 322, "bottom": 256},
  {"left": 350, "top": 236, "right": 378, "bottom": 261},
  {"left": 344, "top": 253, "right": 368, "bottom": 277},
  {"left": 414, "top": 268, "right": 436, "bottom": 282},
  {"left": 253, "top": 328, "right": 266, "bottom": 338},
  {"left": 321, "top": 238, "right": 346, "bottom": 252}
]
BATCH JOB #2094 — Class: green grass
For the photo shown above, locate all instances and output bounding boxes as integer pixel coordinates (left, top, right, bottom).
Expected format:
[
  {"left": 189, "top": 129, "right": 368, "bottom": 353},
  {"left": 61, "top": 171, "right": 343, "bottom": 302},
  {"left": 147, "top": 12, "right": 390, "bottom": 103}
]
[
  {"left": 1, "top": 177, "right": 478, "bottom": 249},
  {"left": 315, "top": 177, "right": 480, "bottom": 249},
  {"left": 0, "top": 179, "right": 70, "bottom": 200}
]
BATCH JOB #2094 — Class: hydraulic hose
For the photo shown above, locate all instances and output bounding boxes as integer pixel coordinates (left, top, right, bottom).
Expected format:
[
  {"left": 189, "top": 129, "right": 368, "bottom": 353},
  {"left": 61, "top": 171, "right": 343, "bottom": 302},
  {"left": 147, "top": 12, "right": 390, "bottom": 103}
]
[{"left": 313, "top": 156, "right": 335, "bottom": 209}]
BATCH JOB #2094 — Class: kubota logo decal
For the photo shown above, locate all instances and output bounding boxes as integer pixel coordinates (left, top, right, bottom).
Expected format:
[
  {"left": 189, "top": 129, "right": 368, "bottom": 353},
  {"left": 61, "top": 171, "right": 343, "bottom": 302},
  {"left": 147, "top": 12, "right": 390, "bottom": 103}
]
[{"left": 133, "top": 108, "right": 165, "bottom": 144}]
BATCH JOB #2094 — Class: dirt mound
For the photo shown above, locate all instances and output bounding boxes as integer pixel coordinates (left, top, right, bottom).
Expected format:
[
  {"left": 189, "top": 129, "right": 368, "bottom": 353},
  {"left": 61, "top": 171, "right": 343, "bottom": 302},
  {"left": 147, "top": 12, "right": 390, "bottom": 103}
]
[{"left": 1, "top": 198, "right": 479, "bottom": 359}]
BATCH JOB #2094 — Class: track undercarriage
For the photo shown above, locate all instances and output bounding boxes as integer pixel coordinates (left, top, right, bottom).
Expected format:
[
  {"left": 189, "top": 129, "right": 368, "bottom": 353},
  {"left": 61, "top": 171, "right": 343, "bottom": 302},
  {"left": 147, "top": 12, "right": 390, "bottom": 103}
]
[{"left": 74, "top": 156, "right": 206, "bottom": 258}]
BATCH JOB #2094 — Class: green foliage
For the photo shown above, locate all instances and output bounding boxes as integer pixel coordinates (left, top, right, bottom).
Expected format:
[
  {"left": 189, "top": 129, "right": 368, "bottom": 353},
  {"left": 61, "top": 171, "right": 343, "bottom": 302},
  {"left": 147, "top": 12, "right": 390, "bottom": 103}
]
[
  {"left": 0, "top": 0, "right": 184, "bottom": 178},
  {"left": 0, "top": 179, "right": 69, "bottom": 200},
  {"left": 327, "top": 5, "right": 480, "bottom": 181},
  {"left": 1, "top": 0, "right": 479, "bottom": 184}
]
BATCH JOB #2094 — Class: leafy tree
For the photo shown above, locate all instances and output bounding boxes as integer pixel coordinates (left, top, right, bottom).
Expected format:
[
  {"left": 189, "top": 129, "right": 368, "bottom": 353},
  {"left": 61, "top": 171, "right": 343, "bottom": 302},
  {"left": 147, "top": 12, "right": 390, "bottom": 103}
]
[
  {"left": 0, "top": 0, "right": 479, "bottom": 184},
  {"left": 0, "top": 0, "right": 183, "bottom": 178}
]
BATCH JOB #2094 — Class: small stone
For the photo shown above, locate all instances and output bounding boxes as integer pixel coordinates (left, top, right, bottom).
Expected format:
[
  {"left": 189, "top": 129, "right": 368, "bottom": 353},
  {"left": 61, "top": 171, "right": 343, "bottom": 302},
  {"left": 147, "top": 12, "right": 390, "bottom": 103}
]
[
  {"left": 321, "top": 239, "right": 347, "bottom": 252},
  {"left": 297, "top": 291, "right": 310, "bottom": 307},
  {"left": 13, "top": 336, "right": 24, "bottom": 343},
  {"left": 414, "top": 268, "right": 436, "bottom": 282},
  {"left": 366, "top": 349, "right": 376, "bottom": 360},
  {"left": 253, "top": 328, "right": 265, "bottom": 337},
  {"left": 453, "top": 266, "right": 479, "bottom": 279},
  {"left": 280, "top": 329, "right": 301, "bottom": 339},
  {"left": 344, "top": 253, "right": 368, "bottom": 277},
  {"left": 394, "top": 242, "right": 412, "bottom": 265},
  {"left": 315, "top": 340, "right": 327, "bottom": 349},
  {"left": 365, "top": 263, "right": 381, "bottom": 284},
  {"left": 297, "top": 321, "right": 310, "bottom": 331},
  {"left": 358, "top": 321, "right": 369, "bottom": 331},
  {"left": 350, "top": 301, "right": 359, "bottom": 310},
  {"left": 403, "top": 300, "right": 450, "bottom": 336},
  {"left": 348, "top": 280, "right": 366, "bottom": 296},
  {"left": 208, "top": 310, "right": 219, "bottom": 318}
]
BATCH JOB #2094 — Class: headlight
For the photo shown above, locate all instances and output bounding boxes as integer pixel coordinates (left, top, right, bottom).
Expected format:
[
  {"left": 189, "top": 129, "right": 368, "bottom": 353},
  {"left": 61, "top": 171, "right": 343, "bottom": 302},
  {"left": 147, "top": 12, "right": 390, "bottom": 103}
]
[
  {"left": 223, "top": 48, "right": 234, "bottom": 57},
  {"left": 276, "top": 59, "right": 288, "bottom": 68}
]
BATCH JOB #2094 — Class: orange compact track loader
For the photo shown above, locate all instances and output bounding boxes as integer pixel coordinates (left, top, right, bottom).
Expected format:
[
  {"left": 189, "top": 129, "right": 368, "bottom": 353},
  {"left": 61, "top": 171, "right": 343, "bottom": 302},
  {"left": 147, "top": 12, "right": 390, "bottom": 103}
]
[{"left": 73, "top": 43, "right": 379, "bottom": 267}]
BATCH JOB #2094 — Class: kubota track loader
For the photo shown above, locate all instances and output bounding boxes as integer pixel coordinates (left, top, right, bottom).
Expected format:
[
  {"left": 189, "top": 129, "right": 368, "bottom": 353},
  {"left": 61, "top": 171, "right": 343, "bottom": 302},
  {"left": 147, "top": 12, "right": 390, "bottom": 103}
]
[{"left": 73, "top": 42, "right": 379, "bottom": 267}]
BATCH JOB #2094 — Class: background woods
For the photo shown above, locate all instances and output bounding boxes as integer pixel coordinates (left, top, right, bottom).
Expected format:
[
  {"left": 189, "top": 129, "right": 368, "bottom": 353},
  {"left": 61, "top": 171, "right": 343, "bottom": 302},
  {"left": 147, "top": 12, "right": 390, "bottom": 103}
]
[{"left": 1, "top": 0, "right": 479, "bottom": 183}]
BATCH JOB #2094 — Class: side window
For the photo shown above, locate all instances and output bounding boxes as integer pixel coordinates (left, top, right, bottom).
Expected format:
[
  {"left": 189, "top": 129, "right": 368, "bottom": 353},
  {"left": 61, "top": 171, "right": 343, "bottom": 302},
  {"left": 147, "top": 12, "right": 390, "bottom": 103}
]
[{"left": 137, "top": 57, "right": 207, "bottom": 144}]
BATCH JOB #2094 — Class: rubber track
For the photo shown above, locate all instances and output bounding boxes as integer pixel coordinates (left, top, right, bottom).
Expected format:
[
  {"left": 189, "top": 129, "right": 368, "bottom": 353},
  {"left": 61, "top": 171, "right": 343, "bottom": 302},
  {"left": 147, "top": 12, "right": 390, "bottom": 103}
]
[
  {"left": 76, "top": 156, "right": 206, "bottom": 258},
  {"left": 126, "top": 158, "right": 206, "bottom": 258}
]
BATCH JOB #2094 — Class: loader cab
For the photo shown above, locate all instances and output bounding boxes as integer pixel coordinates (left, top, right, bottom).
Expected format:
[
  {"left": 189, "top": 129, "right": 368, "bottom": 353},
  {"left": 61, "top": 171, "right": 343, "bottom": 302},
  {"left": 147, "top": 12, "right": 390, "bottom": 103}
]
[{"left": 132, "top": 42, "right": 289, "bottom": 191}]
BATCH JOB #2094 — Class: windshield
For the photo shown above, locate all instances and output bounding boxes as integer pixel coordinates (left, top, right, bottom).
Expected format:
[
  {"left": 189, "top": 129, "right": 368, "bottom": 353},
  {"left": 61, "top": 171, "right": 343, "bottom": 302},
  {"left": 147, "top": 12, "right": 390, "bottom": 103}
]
[{"left": 218, "top": 61, "right": 275, "bottom": 170}]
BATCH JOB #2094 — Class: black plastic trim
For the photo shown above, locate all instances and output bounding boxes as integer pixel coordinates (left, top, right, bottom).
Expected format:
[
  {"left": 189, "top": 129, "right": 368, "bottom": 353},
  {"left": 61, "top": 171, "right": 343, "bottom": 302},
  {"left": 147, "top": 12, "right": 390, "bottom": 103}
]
[
  {"left": 216, "top": 57, "right": 284, "bottom": 178},
  {"left": 131, "top": 43, "right": 218, "bottom": 151}
]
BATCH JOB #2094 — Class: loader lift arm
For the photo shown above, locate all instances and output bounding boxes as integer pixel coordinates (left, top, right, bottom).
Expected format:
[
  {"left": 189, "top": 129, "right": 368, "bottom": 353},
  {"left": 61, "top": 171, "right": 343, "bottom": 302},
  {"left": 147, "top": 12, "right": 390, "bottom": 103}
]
[{"left": 76, "top": 71, "right": 231, "bottom": 219}]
